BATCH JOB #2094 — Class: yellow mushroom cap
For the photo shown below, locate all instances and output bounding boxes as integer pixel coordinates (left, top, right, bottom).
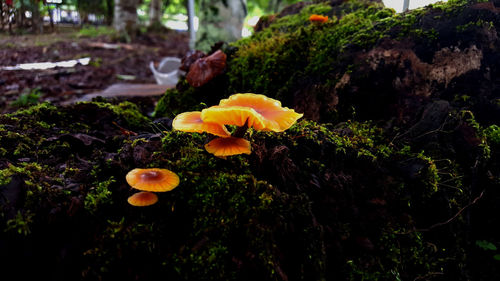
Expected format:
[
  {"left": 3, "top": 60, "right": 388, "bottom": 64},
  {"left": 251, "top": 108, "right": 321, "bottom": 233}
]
[
  {"left": 201, "top": 105, "right": 266, "bottom": 130},
  {"left": 172, "top": 111, "right": 231, "bottom": 137},
  {"left": 204, "top": 137, "right": 252, "bottom": 156},
  {"left": 217, "top": 93, "right": 303, "bottom": 132},
  {"left": 127, "top": 191, "right": 158, "bottom": 207},
  {"left": 126, "top": 168, "right": 180, "bottom": 192}
]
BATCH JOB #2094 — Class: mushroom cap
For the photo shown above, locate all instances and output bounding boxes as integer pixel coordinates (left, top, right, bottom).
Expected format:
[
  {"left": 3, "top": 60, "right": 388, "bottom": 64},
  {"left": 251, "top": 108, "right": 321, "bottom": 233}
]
[
  {"left": 309, "top": 14, "right": 328, "bottom": 23},
  {"left": 126, "top": 168, "right": 180, "bottom": 192},
  {"left": 203, "top": 93, "right": 303, "bottom": 132},
  {"left": 186, "top": 50, "right": 227, "bottom": 87},
  {"left": 127, "top": 191, "right": 158, "bottom": 207},
  {"left": 172, "top": 111, "right": 231, "bottom": 137},
  {"left": 201, "top": 105, "right": 267, "bottom": 130},
  {"left": 180, "top": 50, "right": 206, "bottom": 72},
  {"left": 204, "top": 137, "right": 251, "bottom": 156}
]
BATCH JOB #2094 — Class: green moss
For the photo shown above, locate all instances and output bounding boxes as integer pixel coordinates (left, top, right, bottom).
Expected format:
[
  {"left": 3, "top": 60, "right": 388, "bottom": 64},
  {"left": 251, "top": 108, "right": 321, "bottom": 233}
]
[
  {"left": 485, "top": 125, "right": 500, "bottom": 146},
  {"left": 84, "top": 177, "right": 115, "bottom": 215},
  {"left": 159, "top": 130, "right": 251, "bottom": 175},
  {"left": 77, "top": 25, "right": 116, "bottom": 38},
  {"left": 153, "top": 85, "right": 199, "bottom": 118},
  {"left": 1, "top": 110, "right": 484, "bottom": 280},
  {"left": 8, "top": 101, "right": 58, "bottom": 117},
  {"left": 228, "top": 0, "right": 400, "bottom": 101},
  {"left": 4, "top": 210, "right": 34, "bottom": 236},
  {"left": 156, "top": 0, "right": 471, "bottom": 123},
  {"left": 457, "top": 19, "right": 495, "bottom": 32},
  {"left": 0, "top": 163, "right": 42, "bottom": 186},
  {"left": 239, "top": 2, "right": 333, "bottom": 41},
  {"left": 2, "top": 1, "right": 494, "bottom": 279},
  {"left": 430, "top": 0, "right": 474, "bottom": 15},
  {"left": 131, "top": 138, "right": 148, "bottom": 148},
  {"left": 90, "top": 101, "right": 150, "bottom": 129},
  {"left": 223, "top": 0, "right": 471, "bottom": 123}
]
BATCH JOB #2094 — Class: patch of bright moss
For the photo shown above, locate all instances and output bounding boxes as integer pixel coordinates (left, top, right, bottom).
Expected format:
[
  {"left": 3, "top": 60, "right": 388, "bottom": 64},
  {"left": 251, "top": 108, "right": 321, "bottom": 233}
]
[
  {"left": 227, "top": 0, "right": 400, "bottom": 102},
  {"left": 1, "top": 109, "right": 489, "bottom": 280},
  {"left": 91, "top": 101, "right": 150, "bottom": 129},
  {"left": 224, "top": 0, "right": 472, "bottom": 123},
  {"left": 84, "top": 177, "right": 115, "bottom": 215},
  {"left": 0, "top": 163, "right": 42, "bottom": 186},
  {"left": 485, "top": 125, "right": 500, "bottom": 146},
  {"left": 153, "top": 85, "right": 199, "bottom": 118}
]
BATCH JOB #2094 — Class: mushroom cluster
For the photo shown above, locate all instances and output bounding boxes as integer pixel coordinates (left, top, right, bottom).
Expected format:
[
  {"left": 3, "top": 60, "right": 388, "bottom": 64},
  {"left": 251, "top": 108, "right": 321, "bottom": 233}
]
[
  {"left": 125, "top": 168, "right": 180, "bottom": 207},
  {"left": 172, "top": 93, "right": 303, "bottom": 157}
]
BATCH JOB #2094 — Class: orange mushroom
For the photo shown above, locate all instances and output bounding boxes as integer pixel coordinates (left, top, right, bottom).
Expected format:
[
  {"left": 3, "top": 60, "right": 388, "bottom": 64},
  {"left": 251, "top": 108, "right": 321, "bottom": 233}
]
[
  {"left": 126, "top": 168, "right": 180, "bottom": 192},
  {"left": 172, "top": 111, "right": 231, "bottom": 137},
  {"left": 309, "top": 14, "right": 328, "bottom": 23},
  {"left": 204, "top": 137, "right": 251, "bottom": 156},
  {"left": 200, "top": 105, "right": 266, "bottom": 130},
  {"left": 186, "top": 50, "right": 227, "bottom": 87},
  {"left": 201, "top": 93, "right": 303, "bottom": 132},
  {"left": 127, "top": 191, "right": 158, "bottom": 207}
]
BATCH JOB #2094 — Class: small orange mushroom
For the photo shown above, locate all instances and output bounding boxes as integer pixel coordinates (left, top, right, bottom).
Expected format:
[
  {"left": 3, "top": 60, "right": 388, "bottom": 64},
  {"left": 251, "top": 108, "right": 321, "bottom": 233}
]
[
  {"left": 172, "top": 111, "right": 231, "bottom": 137},
  {"left": 202, "top": 93, "right": 303, "bottom": 132},
  {"left": 127, "top": 191, "right": 158, "bottom": 207},
  {"left": 309, "top": 14, "right": 328, "bottom": 23},
  {"left": 204, "top": 137, "right": 251, "bottom": 156},
  {"left": 126, "top": 168, "right": 179, "bottom": 192},
  {"left": 186, "top": 50, "right": 227, "bottom": 87}
]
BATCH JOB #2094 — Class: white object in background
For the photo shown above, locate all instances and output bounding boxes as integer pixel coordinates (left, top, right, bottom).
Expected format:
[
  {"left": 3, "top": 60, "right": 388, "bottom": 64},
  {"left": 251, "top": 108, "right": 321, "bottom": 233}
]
[
  {"left": 187, "top": 0, "right": 196, "bottom": 50},
  {"left": 383, "top": 0, "right": 448, "bottom": 13},
  {"left": 403, "top": 0, "right": 410, "bottom": 12},
  {"left": 1, "top": 57, "right": 91, "bottom": 70},
  {"left": 149, "top": 57, "right": 184, "bottom": 85}
]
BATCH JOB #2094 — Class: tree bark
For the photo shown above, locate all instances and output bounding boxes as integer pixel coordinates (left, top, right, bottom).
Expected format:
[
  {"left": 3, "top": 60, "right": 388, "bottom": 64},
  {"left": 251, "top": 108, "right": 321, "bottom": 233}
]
[
  {"left": 105, "top": 0, "right": 114, "bottom": 25},
  {"left": 48, "top": 6, "right": 54, "bottom": 32},
  {"left": 148, "top": 0, "right": 162, "bottom": 28},
  {"left": 1, "top": 3, "right": 4, "bottom": 31},
  {"left": 19, "top": 0, "right": 26, "bottom": 28},
  {"left": 113, "top": 0, "right": 138, "bottom": 40},
  {"left": 31, "top": 0, "right": 43, "bottom": 34},
  {"left": 196, "top": 0, "right": 247, "bottom": 52}
]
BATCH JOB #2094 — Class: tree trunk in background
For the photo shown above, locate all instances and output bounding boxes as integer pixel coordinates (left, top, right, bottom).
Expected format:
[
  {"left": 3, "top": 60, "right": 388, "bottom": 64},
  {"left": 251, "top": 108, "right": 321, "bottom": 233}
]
[
  {"left": 113, "top": 0, "right": 138, "bottom": 40},
  {"left": 0, "top": 4, "right": 4, "bottom": 31},
  {"left": 105, "top": 0, "right": 114, "bottom": 25},
  {"left": 148, "top": 0, "right": 162, "bottom": 28},
  {"left": 48, "top": 6, "right": 55, "bottom": 32},
  {"left": 18, "top": 0, "right": 26, "bottom": 28},
  {"left": 196, "top": 0, "right": 247, "bottom": 52},
  {"left": 268, "top": 0, "right": 282, "bottom": 13},
  {"left": 31, "top": 0, "right": 43, "bottom": 34},
  {"left": 80, "top": 12, "right": 89, "bottom": 26}
]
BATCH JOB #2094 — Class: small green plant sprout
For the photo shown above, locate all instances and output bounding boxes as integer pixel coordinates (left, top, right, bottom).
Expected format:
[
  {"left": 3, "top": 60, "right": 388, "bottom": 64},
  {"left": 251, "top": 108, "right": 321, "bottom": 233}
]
[
  {"left": 125, "top": 168, "right": 180, "bottom": 207},
  {"left": 4, "top": 210, "right": 34, "bottom": 236},
  {"left": 10, "top": 88, "right": 42, "bottom": 108},
  {"left": 476, "top": 240, "right": 500, "bottom": 261},
  {"left": 172, "top": 93, "right": 303, "bottom": 156}
]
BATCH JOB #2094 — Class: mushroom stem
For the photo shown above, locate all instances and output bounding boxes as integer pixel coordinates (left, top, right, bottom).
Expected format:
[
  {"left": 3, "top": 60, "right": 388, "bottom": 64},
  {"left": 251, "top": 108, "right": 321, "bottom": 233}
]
[{"left": 232, "top": 118, "right": 249, "bottom": 138}]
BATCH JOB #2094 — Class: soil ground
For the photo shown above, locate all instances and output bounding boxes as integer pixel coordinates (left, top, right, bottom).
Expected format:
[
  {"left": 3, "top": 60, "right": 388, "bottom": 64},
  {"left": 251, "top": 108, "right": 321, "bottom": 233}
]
[{"left": 0, "top": 26, "right": 189, "bottom": 113}]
